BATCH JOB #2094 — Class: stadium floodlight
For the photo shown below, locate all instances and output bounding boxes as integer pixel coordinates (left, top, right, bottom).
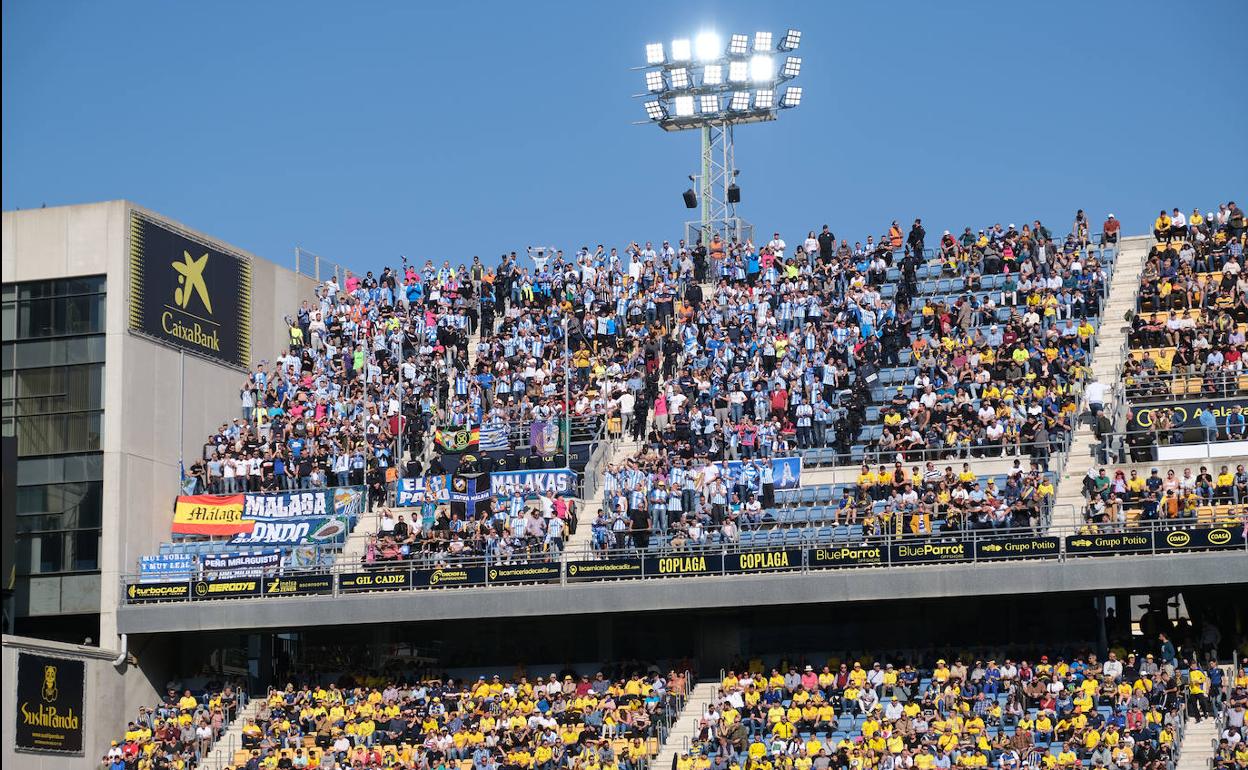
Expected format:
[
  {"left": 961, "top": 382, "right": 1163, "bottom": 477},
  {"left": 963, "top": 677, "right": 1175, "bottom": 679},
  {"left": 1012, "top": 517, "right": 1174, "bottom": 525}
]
[
  {"left": 750, "top": 55, "right": 774, "bottom": 82},
  {"left": 634, "top": 25, "right": 804, "bottom": 251},
  {"left": 695, "top": 31, "right": 721, "bottom": 61}
]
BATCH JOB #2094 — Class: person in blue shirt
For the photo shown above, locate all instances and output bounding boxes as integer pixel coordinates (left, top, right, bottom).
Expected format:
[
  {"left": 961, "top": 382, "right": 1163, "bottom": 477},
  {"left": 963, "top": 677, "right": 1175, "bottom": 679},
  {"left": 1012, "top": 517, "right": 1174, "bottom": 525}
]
[
  {"left": 1225, "top": 406, "right": 1246, "bottom": 440},
  {"left": 1198, "top": 408, "right": 1219, "bottom": 443}
]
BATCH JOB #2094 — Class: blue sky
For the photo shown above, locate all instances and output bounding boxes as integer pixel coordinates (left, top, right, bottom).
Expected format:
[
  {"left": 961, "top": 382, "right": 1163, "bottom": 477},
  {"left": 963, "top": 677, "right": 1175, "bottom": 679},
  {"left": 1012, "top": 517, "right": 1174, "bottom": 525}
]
[{"left": 3, "top": 0, "right": 1245, "bottom": 275}]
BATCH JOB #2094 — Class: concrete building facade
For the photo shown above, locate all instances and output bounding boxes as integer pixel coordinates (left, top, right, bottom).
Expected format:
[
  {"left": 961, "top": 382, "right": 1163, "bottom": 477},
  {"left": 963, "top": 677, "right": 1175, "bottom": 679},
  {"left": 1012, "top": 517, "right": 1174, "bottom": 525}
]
[{"left": 2, "top": 200, "right": 317, "bottom": 644}]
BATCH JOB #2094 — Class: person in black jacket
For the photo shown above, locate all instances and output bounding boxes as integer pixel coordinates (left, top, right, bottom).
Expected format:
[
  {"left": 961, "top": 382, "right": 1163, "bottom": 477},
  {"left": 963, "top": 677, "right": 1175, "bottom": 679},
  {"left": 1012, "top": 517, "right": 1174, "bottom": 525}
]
[
  {"left": 907, "top": 218, "right": 926, "bottom": 259},
  {"left": 817, "top": 225, "right": 836, "bottom": 264}
]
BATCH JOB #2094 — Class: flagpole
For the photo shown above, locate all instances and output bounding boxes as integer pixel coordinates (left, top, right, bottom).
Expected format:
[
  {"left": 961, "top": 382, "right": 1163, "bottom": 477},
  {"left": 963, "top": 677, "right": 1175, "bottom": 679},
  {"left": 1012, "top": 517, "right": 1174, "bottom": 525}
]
[
  {"left": 396, "top": 368, "right": 404, "bottom": 481},
  {"left": 563, "top": 315, "right": 570, "bottom": 470}
]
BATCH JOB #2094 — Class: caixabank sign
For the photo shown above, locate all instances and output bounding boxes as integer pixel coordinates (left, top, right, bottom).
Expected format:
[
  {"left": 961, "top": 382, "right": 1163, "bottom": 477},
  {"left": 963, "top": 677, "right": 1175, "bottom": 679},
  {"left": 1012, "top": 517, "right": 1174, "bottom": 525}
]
[
  {"left": 15, "top": 652, "right": 85, "bottom": 754},
  {"left": 128, "top": 211, "right": 252, "bottom": 368}
]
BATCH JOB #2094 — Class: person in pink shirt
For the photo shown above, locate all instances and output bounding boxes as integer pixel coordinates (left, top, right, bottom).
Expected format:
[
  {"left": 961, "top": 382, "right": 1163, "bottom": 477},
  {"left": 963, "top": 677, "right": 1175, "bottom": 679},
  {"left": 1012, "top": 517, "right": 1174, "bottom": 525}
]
[{"left": 653, "top": 392, "right": 669, "bottom": 432}]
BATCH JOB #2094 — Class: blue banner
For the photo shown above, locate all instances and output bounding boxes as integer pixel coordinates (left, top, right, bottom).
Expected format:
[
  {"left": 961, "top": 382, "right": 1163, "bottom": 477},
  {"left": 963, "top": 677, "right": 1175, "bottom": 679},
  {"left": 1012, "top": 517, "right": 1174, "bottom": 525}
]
[
  {"left": 721, "top": 457, "right": 802, "bottom": 490},
  {"left": 228, "top": 514, "right": 351, "bottom": 546},
  {"left": 396, "top": 475, "right": 452, "bottom": 507},
  {"left": 139, "top": 553, "right": 198, "bottom": 583},
  {"left": 491, "top": 469, "right": 577, "bottom": 500}
]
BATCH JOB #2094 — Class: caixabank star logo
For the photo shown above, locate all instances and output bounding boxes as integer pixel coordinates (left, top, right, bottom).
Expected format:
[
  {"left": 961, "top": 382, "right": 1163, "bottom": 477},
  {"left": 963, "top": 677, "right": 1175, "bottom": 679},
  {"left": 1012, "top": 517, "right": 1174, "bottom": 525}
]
[{"left": 129, "top": 211, "right": 252, "bottom": 368}]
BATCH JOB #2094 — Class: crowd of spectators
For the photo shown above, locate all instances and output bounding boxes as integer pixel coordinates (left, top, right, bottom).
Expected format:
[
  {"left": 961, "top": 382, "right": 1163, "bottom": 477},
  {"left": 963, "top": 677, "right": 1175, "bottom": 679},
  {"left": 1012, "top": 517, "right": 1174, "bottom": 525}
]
[
  {"left": 589, "top": 212, "right": 1105, "bottom": 550},
  {"left": 221, "top": 669, "right": 686, "bottom": 770},
  {"left": 1121, "top": 201, "right": 1248, "bottom": 411},
  {"left": 365, "top": 489, "right": 579, "bottom": 566},
  {"left": 101, "top": 683, "right": 243, "bottom": 770},
  {"left": 684, "top": 646, "right": 1225, "bottom": 770},
  {"left": 1080, "top": 465, "right": 1248, "bottom": 529},
  {"left": 1211, "top": 662, "right": 1248, "bottom": 770},
  {"left": 587, "top": 458, "right": 1055, "bottom": 554}
]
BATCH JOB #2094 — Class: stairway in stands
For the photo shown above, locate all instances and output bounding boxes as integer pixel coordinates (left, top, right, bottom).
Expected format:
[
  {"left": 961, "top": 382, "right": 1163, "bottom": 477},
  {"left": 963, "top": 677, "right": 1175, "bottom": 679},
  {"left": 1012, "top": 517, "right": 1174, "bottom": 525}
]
[
  {"left": 200, "top": 697, "right": 263, "bottom": 770},
  {"left": 563, "top": 282, "right": 712, "bottom": 555},
  {"left": 652, "top": 681, "right": 719, "bottom": 770},
  {"left": 1052, "top": 235, "right": 1151, "bottom": 528},
  {"left": 1174, "top": 714, "right": 1220, "bottom": 770}
]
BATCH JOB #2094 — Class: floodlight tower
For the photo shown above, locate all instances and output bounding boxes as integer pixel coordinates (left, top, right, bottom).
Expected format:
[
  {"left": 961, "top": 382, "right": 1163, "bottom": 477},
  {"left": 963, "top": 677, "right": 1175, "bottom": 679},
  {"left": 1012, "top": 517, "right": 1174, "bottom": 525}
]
[{"left": 637, "top": 28, "right": 803, "bottom": 247}]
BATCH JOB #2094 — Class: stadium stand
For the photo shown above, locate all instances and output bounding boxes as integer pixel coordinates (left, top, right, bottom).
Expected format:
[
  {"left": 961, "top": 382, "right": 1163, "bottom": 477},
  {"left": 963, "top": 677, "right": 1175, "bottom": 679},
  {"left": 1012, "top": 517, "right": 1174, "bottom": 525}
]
[
  {"left": 1121, "top": 202, "right": 1246, "bottom": 445},
  {"left": 1078, "top": 463, "right": 1248, "bottom": 529},
  {"left": 100, "top": 682, "right": 245, "bottom": 769},
  {"left": 682, "top": 652, "right": 1215, "bottom": 770},
  {"left": 585, "top": 213, "right": 1114, "bottom": 550},
  {"left": 207, "top": 668, "right": 689, "bottom": 770},
  {"left": 121, "top": 204, "right": 1248, "bottom": 586}
]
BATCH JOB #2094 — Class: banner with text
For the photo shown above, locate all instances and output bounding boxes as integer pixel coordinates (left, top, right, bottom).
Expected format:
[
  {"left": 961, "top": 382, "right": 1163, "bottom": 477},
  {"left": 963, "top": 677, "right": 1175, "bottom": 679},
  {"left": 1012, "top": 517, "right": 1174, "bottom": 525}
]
[
  {"left": 171, "top": 494, "right": 246, "bottom": 535},
  {"left": 202, "top": 549, "right": 282, "bottom": 578},
  {"left": 139, "top": 554, "right": 198, "bottom": 583},
  {"left": 128, "top": 211, "right": 252, "bottom": 368},
  {"left": 491, "top": 469, "right": 578, "bottom": 500},
  {"left": 227, "top": 515, "right": 350, "bottom": 546},
  {"left": 15, "top": 652, "right": 85, "bottom": 754}
]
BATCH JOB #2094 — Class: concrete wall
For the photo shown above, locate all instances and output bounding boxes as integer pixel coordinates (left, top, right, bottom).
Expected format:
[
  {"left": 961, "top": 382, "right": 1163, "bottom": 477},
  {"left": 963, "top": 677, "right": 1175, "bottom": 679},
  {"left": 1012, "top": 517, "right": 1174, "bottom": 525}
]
[
  {"left": 115, "top": 550, "right": 1248, "bottom": 635},
  {"left": 1, "top": 634, "right": 162, "bottom": 770},
  {"left": 2, "top": 201, "right": 318, "bottom": 640}
]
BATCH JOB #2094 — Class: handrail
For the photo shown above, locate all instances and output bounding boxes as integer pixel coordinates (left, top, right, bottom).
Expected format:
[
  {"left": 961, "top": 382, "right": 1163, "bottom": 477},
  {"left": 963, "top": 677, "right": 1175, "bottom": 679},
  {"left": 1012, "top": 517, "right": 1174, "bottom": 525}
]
[
  {"left": 844, "top": 437, "right": 1071, "bottom": 467},
  {"left": 1096, "top": 428, "right": 1248, "bottom": 464},
  {"left": 117, "top": 517, "right": 1246, "bottom": 605}
]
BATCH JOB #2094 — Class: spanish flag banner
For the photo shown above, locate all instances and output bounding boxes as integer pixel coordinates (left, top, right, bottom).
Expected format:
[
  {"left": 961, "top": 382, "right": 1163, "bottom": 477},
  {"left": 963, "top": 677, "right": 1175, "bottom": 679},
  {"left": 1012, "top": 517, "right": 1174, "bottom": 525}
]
[
  {"left": 171, "top": 494, "right": 249, "bottom": 535},
  {"left": 434, "top": 425, "right": 480, "bottom": 453}
]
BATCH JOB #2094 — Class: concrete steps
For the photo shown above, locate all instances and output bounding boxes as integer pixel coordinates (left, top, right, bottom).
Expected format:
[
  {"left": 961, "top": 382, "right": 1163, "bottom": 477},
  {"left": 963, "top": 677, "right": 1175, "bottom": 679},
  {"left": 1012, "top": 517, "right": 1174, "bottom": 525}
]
[
  {"left": 564, "top": 440, "right": 642, "bottom": 554},
  {"left": 652, "top": 682, "right": 720, "bottom": 770},
  {"left": 1174, "top": 715, "right": 1219, "bottom": 770},
  {"left": 200, "top": 697, "right": 263, "bottom": 770},
  {"left": 1052, "top": 235, "right": 1151, "bottom": 528}
]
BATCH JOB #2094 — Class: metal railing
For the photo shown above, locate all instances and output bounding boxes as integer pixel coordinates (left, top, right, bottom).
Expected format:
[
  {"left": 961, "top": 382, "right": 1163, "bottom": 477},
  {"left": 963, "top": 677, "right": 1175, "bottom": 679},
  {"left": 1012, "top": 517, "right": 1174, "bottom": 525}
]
[
  {"left": 838, "top": 436, "right": 1070, "bottom": 468},
  {"left": 1121, "top": 368, "right": 1248, "bottom": 403},
  {"left": 293, "top": 246, "right": 346, "bottom": 285},
  {"left": 1096, "top": 428, "right": 1248, "bottom": 464},
  {"left": 118, "top": 518, "right": 1246, "bottom": 606}
]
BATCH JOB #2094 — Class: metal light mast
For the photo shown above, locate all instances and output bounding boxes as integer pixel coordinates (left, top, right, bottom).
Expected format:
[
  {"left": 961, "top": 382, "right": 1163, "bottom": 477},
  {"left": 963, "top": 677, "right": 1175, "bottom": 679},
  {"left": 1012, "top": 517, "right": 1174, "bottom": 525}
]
[{"left": 636, "top": 28, "right": 803, "bottom": 247}]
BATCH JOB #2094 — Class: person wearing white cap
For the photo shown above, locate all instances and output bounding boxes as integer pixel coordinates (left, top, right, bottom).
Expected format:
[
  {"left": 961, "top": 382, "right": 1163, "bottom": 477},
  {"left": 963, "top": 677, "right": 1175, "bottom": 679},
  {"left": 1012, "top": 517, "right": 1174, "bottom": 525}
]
[{"left": 1102, "top": 213, "right": 1120, "bottom": 244}]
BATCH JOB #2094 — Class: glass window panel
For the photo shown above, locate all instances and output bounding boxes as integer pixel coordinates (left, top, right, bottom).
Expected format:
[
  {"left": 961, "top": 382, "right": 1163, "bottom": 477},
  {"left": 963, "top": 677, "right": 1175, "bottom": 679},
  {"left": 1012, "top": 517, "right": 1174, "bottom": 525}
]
[
  {"left": 2, "top": 301, "right": 14, "bottom": 340},
  {"left": 18, "top": 298, "right": 55, "bottom": 339},
  {"left": 15, "top": 413, "right": 102, "bottom": 455},
  {"left": 37, "top": 532, "right": 63, "bottom": 573},
  {"left": 71, "top": 530, "right": 99, "bottom": 571}
]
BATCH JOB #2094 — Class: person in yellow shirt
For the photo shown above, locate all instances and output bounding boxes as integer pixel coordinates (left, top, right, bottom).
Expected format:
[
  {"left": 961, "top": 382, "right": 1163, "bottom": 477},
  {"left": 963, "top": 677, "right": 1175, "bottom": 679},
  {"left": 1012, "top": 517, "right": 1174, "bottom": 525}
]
[{"left": 1154, "top": 211, "right": 1173, "bottom": 242}]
